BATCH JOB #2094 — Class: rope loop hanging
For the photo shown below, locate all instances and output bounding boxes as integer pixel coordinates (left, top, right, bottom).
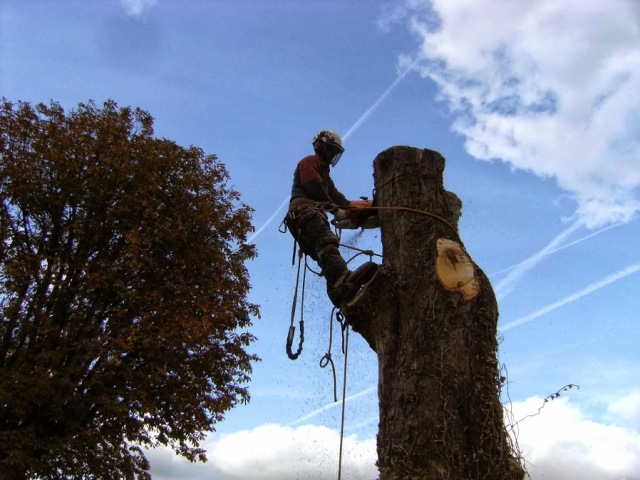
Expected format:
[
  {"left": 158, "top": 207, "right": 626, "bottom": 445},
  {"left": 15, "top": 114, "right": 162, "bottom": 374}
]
[
  {"left": 319, "top": 307, "right": 339, "bottom": 402},
  {"left": 286, "top": 251, "right": 307, "bottom": 360},
  {"left": 337, "top": 314, "right": 350, "bottom": 480}
]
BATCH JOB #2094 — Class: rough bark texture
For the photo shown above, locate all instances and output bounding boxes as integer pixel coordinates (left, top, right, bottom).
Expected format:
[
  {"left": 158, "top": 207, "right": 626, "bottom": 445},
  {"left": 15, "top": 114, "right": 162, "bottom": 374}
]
[{"left": 344, "top": 147, "right": 524, "bottom": 479}]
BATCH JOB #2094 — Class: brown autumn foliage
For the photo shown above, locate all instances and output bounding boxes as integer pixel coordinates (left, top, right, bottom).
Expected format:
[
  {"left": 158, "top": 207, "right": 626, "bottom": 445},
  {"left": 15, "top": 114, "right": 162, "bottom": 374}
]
[{"left": 0, "top": 99, "right": 259, "bottom": 479}]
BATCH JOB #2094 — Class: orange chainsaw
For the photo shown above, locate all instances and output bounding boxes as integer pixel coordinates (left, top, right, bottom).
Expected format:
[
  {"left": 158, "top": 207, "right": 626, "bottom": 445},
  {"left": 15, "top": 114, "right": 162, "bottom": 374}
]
[{"left": 332, "top": 197, "right": 380, "bottom": 230}]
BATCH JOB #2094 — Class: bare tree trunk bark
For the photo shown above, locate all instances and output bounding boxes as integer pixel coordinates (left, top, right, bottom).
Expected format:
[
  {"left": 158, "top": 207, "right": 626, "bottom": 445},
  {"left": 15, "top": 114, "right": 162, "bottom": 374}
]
[{"left": 345, "top": 146, "right": 524, "bottom": 479}]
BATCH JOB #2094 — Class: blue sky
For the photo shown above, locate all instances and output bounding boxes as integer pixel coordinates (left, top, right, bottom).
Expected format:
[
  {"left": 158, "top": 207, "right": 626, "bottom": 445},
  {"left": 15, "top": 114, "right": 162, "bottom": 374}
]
[{"left": 2, "top": 1, "right": 640, "bottom": 479}]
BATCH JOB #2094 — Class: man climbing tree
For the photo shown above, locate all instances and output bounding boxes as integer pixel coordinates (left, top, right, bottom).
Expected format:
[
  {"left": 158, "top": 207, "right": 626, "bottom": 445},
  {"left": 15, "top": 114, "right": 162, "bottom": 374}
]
[
  {"left": 285, "top": 129, "right": 378, "bottom": 307},
  {"left": 0, "top": 99, "right": 259, "bottom": 479}
]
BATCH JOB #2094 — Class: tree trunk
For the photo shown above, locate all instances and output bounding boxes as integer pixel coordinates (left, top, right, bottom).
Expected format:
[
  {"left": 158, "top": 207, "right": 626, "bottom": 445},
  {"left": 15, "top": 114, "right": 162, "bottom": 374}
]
[{"left": 344, "top": 147, "right": 524, "bottom": 479}]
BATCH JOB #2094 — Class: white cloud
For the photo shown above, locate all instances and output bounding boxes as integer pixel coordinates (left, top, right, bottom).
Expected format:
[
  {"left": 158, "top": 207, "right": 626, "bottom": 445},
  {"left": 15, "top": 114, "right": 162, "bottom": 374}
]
[
  {"left": 608, "top": 390, "right": 640, "bottom": 429},
  {"left": 119, "top": 0, "right": 158, "bottom": 17},
  {"left": 397, "top": 0, "right": 640, "bottom": 227},
  {"left": 511, "top": 396, "right": 640, "bottom": 480},
  {"left": 147, "top": 396, "right": 640, "bottom": 480},
  {"left": 148, "top": 424, "right": 377, "bottom": 480}
]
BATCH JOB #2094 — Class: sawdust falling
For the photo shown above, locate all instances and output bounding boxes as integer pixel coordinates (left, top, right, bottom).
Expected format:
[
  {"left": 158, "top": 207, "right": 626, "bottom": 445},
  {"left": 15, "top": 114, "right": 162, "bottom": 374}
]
[{"left": 341, "top": 229, "right": 365, "bottom": 249}]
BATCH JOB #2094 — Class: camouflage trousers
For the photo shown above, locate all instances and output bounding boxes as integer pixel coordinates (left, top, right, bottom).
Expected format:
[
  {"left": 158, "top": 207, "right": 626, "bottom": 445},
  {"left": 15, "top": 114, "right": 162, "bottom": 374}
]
[{"left": 286, "top": 205, "right": 349, "bottom": 299}]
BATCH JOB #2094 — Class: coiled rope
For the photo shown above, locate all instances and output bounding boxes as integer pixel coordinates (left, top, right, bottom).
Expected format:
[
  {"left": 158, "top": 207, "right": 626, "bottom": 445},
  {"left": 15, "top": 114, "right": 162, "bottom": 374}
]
[{"left": 319, "top": 308, "right": 350, "bottom": 480}]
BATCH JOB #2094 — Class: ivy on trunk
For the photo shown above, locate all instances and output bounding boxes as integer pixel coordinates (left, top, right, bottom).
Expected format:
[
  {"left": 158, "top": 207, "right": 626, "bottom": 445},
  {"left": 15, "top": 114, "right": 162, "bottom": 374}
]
[{"left": 344, "top": 146, "right": 524, "bottom": 479}]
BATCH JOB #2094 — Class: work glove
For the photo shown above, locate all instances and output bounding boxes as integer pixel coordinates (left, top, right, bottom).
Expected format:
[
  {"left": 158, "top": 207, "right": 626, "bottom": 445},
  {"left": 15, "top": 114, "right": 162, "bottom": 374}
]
[{"left": 333, "top": 209, "right": 347, "bottom": 221}]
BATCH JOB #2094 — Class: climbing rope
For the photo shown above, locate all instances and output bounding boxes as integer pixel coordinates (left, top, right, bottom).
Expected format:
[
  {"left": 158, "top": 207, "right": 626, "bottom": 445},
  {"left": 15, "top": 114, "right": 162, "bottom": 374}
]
[
  {"left": 286, "top": 250, "right": 306, "bottom": 360},
  {"left": 346, "top": 204, "right": 460, "bottom": 238},
  {"left": 285, "top": 201, "right": 448, "bottom": 360},
  {"left": 338, "top": 244, "right": 382, "bottom": 262},
  {"left": 319, "top": 307, "right": 339, "bottom": 402},
  {"left": 286, "top": 236, "right": 382, "bottom": 362},
  {"left": 336, "top": 310, "right": 350, "bottom": 480},
  {"left": 284, "top": 230, "right": 373, "bottom": 479},
  {"left": 319, "top": 308, "right": 351, "bottom": 480}
]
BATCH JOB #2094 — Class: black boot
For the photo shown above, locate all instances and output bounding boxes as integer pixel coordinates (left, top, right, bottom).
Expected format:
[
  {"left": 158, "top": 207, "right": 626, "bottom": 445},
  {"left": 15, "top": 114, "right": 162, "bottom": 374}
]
[{"left": 327, "top": 261, "right": 379, "bottom": 307}]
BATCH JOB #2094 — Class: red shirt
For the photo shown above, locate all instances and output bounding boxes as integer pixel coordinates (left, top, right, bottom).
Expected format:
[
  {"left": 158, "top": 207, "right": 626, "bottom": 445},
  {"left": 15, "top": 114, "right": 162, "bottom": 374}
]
[{"left": 290, "top": 154, "right": 348, "bottom": 207}]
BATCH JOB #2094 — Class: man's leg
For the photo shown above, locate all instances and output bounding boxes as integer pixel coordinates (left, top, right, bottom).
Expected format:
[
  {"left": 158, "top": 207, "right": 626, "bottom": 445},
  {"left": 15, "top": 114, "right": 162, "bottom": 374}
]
[
  {"left": 297, "top": 207, "right": 378, "bottom": 307},
  {"left": 302, "top": 214, "right": 350, "bottom": 300}
]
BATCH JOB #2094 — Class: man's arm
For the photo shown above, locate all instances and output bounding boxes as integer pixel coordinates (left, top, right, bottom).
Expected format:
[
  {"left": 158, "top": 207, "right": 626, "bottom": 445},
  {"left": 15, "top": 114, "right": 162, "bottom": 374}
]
[{"left": 327, "top": 178, "right": 349, "bottom": 207}]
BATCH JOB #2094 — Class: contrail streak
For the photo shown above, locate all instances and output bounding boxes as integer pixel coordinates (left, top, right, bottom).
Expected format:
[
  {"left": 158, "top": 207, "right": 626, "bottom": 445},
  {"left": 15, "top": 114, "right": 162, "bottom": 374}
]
[
  {"left": 495, "top": 221, "right": 582, "bottom": 300},
  {"left": 499, "top": 261, "right": 640, "bottom": 332},
  {"left": 246, "top": 63, "right": 417, "bottom": 245},
  {"left": 308, "top": 228, "right": 636, "bottom": 416},
  {"left": 289, "top": 386, "right": 376, "bottom": 426},
  {"left": 298, "top": 261, "right": 640, "bottom": 423},
  {"left": 341, "top": 60, "right": 418, "bottom": 142},
  {"left": 246, "top": 196, "right": 289, "bottom": 244},
  {"left": 489, "top": 223, "right": 622, "bottom": 278}
]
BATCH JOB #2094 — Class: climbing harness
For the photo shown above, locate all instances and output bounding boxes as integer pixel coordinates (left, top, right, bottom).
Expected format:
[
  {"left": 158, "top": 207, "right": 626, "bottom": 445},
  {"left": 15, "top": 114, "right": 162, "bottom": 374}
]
[{"left": 280, "top": 202, "right": 333, "bottom": 264}]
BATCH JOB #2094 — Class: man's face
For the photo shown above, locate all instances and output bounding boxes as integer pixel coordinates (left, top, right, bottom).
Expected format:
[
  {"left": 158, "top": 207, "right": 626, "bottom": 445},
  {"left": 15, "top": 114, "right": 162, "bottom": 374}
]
[{"left": 324, "top": 144, "right": 344, "bottom": 167}]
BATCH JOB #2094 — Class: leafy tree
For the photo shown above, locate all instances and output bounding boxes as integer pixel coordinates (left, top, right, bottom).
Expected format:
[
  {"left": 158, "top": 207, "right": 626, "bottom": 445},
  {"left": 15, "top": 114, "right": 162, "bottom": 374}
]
[{"left": 0, "top": 99, "right": 259, "bottom": 479}]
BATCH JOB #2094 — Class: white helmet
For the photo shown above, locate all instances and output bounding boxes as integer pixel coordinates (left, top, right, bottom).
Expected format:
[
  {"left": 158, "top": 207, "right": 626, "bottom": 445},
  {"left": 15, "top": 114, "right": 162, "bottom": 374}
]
[{"left": 312, "top": 129, "right": 345, "bottom": 167}]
